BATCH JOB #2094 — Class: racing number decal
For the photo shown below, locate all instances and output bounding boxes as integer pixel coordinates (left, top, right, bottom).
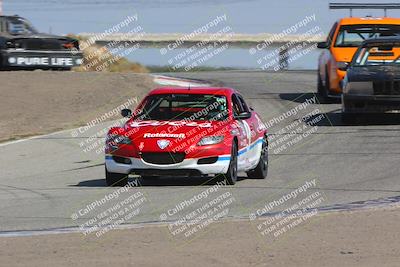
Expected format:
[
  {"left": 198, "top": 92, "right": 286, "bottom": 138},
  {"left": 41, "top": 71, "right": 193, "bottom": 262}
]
[
  {"left": 236, "top": 120, "right": 251, "bottom": 150},
  {"left": 242, "top": 120, "right": 252, "bottom": 146}
]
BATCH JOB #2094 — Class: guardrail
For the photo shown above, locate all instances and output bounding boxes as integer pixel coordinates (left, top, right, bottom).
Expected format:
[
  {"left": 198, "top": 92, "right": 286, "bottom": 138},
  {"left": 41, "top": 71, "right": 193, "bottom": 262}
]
[{"left": 78, "top": 33, "right": 324, "bottom": 48}]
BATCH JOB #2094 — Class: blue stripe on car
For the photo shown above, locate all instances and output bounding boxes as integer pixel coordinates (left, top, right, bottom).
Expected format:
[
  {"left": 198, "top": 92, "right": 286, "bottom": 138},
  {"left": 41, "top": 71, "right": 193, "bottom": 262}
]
[{"left": 238, "top": 138, "right": 263, "bottom": 156}]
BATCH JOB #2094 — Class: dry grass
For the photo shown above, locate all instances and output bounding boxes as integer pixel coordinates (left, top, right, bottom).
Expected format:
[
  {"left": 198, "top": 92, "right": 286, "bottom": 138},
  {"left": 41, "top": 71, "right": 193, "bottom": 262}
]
[{"left": 69, "top": 34, "right": 148, "bottom": 73}]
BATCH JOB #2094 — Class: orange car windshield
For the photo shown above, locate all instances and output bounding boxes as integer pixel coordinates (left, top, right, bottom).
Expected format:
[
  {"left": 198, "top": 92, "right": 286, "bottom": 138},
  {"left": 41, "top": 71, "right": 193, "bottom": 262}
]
[{"left": 335, "top": 25, "right": 400, "bottom": 47}]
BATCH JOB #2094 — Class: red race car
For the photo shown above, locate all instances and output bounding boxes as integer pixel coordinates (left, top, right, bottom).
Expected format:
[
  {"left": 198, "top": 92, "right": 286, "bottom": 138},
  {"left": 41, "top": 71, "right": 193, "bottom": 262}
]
[{"left": 105, "top": 87, "right": 268, "bottom": 186}]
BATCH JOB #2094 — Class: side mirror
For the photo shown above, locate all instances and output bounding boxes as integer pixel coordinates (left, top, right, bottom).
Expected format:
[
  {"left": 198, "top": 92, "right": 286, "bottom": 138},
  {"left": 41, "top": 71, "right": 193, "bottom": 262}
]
[
  {"left": 337, "top": 62, "right": 349, "bottom": 71},
  {"left": 121, "top": 109, "right": 132, "bottom": 118},
  {"left": 317, "top": 42, "right": 329, "bottom": 49},
  {"left": 235, "top": 112, "right": 252, "bottom": 120}
]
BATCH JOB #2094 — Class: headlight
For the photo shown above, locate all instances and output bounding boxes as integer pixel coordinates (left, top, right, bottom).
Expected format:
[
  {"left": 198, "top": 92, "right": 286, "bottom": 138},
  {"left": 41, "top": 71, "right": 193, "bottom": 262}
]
[
  {"left": 197, "top": 136, "right": 224, "bottom": 146},
  {"left": 106, "top": 134, "right": 131, "bottom": 145}
]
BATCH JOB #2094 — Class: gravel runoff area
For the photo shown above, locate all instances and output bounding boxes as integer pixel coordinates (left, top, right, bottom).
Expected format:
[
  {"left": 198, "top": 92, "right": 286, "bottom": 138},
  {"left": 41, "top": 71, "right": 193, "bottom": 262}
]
[
  {"left": 1, "top": 207, "right": 399, "bottom": 267},
  {"left": 0, "top": 71, "right": 155, "bottom": 143}
]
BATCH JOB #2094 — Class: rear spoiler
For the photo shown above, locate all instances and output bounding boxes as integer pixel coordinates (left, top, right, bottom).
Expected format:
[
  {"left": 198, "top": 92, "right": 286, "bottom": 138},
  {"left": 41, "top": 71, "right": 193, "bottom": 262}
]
[{"left": 329, "top": 2, "right": 400, "bottom": 17}]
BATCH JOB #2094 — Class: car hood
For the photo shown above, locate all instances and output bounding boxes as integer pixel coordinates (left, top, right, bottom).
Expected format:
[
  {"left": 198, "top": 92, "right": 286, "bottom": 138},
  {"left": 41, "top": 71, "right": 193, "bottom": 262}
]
[
  {"left": 347, "top": 65, "right": 400, "bottom": 82},
  {"left": 121, "top": 120, "right": 229, "bottom": 152}
]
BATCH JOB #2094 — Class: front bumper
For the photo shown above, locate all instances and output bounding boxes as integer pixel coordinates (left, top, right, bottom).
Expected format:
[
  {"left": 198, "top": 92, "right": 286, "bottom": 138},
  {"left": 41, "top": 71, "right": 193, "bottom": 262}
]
[
  {"left": 1, "top": 49, "right": 83, "bottom": 69},
  {"left": 343, "top": 94, "right": 400, "bottom": 113},
  {"left": 105, "top": 155, "right": 231, "bottom": 176}
]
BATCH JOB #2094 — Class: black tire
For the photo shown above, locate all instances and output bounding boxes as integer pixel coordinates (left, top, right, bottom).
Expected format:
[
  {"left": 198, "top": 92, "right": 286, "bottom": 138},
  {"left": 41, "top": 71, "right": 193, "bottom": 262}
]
[
  {"left": 246, "top": 138, "right": 268, "bottom": 179},
  {"left": 105, "top": 167, "right": 128, "bottom": 186},
  {"left": 50, "top": 67, "right": 72, "bottom": 71},
  {"left": 0, "top": 51, "right": 5, "bottom": 71},
  {"left": 341, "top": 112, "right": 356, "bottom": 124},
  {"left": 318, "top": 67, "right": 331, "bottom": 103},
  {"left": 342, "top": 96, "right": 357, "bottom": 124},
  {"left": 224, "top": 142, "right": 238, "bottom": 185},
  {"left": 317, "top": 71, "right": 326, "bottom": 101}
]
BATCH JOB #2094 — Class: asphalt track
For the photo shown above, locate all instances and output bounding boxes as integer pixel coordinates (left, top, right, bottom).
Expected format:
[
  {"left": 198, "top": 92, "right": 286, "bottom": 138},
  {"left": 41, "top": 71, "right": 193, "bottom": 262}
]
[{"left": 1, "top": 70, "right": 400, "bottom": 234}]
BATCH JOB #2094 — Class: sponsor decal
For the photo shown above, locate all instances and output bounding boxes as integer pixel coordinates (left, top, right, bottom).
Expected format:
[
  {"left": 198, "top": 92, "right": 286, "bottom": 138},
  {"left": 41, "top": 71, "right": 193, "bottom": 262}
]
[
  {"left": 157, "top": 139, "right": 170, "bottom": 150},
  {"left": 139, "top": 142, "right": 144, "bottom": 151},
  {"left": 242, "top": 120, "right": 252, "bottom": 146},
  {"left": 7, "top": 57, "right": 81, "bottom": 66},
  {"left": 130, "top": 120, "right": 212, "bottom": 128},
  {"left": 144, "top": 133, "right": 185, "bottom": 138}
]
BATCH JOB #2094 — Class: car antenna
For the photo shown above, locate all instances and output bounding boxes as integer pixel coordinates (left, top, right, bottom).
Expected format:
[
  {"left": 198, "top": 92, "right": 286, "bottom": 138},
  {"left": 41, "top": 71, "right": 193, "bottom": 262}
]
[{"left": 188, "top": 83, "right": 191, "bottom": 90}]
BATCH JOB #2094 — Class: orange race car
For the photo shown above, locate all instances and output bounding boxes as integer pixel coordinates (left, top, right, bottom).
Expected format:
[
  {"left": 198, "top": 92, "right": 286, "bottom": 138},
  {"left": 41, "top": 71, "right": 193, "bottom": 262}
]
[{"left": 317, "top": 3, "right": 400, "bottom": 101}]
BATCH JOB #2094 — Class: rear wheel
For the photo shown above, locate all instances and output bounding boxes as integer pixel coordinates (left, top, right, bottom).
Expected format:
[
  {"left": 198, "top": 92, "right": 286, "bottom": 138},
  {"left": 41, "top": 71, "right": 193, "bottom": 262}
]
[
  {"left": 247, "top": 137, "right": 268, "bottom": 179},
  {"left": 105, "top": 167, "right": 128, "bottom": 186},
  {"left": 317, "top": 72, "right": 326, "bottom": 100},
  {"left": 318, "top": 67, "right": 331, "bottom": 103},
  {"left": 223, "top": 142, "right": 238, "bottom": 185}
]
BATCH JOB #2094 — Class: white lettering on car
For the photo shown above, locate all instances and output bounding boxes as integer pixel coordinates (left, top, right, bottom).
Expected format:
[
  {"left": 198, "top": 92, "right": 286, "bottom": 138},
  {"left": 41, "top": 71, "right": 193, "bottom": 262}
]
[
  {"left": 130, "top": 120, "right": 212, "bottom": 128},
  {"left": 13, "top": 57, "right": 74, "bottom": 66},
  {"left": 143, "top": 133, "right": 186, "bottom": 138}
]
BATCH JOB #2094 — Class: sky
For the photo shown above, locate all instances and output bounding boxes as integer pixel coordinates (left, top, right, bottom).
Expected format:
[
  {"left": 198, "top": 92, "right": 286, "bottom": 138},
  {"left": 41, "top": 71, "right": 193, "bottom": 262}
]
[{"left": 3, "top": 0, "right": 400, "bottom": 35}]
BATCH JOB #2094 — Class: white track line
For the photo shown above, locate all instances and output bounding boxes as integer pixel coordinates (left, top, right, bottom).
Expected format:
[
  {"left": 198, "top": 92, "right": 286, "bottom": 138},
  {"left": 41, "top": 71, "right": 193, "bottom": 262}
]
[
  {"left": 1, "top": 203, "right": 399, "bottom": 238},
  {"left": 0, "top": 128, "right": 76, "bottom": 148}
]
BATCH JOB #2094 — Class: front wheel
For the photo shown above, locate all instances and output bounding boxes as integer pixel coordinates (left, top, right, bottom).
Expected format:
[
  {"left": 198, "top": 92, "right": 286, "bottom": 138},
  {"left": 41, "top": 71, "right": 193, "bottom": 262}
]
[
  {"left": 105, "top": 167, "right": 128, "bottom": 186},
  {"left": 247, "top": 137, "right": 268, "bottom": 179},
  {"left": 318, "top": 71, "right": 330, "bottom": 103},
  {"left": 223, "top": 142, "right": 238, "bottom": 185},
  {"left": 0, "top": 52, "right": 5, "bottom": 71}
]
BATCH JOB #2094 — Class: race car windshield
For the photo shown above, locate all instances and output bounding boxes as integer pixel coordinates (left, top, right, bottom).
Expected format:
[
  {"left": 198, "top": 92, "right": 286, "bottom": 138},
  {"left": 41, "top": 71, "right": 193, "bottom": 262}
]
[
  {"left": 353, "top": 44, "right": 400, "bottom": 66},
  {"left": 135, "top": 94, "right": 228, "bottom": 121},
  {"left": 7, "top": 17, "right": 38, "bottom": 35},
  {"left": 335, "top": 25, "right": 400, "bottom": 47}
]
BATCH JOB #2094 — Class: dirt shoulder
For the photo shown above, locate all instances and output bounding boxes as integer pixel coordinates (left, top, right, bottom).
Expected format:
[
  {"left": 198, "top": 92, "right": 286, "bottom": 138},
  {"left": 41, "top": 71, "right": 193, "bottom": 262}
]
[
  {"left": 1, "top": 207, "right": 399, "bottom": 267},
  {"left": 0, "top": 71, "right": 155, "bottom": 142}
]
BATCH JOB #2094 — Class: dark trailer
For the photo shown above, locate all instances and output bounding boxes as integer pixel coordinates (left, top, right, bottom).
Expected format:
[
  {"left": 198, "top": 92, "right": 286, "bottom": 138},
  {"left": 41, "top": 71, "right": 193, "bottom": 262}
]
[{"left": 0, "top": 15, "right": 83, "bottom": 70}]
